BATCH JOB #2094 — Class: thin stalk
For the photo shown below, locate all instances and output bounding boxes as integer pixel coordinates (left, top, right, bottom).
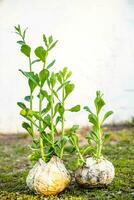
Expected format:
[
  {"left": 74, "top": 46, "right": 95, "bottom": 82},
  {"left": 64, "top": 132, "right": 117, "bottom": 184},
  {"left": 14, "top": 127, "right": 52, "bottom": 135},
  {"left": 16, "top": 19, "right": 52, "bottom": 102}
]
[
  {"left": 18, "top": 32, "right": 34, "bottom": 139},
  {"left": 60, "top": 81, "right": 65, "bottom": 159},
  {"left": 61, "top": 81, "right": 65, "bottom": 137},
  {"left": 38, "top": 61, "right": 47, "bottom": 161},
  {"left": 51, "top": 89, "right": 54, "bottom": 147},
  {"left": 39, "top": 88, "right": 45, "bottom": 161},
  {"left": 29, "top": 57, "right": 34, "bottom": 138},
  {"left": 28, "top": 118, "right": 39, "bottom": 128},
  {"left": 96, "top": 114, "right": 102, "bottom": 159},
  {"left": 77, "top": 147, "right": 85, "bottom": 163}
]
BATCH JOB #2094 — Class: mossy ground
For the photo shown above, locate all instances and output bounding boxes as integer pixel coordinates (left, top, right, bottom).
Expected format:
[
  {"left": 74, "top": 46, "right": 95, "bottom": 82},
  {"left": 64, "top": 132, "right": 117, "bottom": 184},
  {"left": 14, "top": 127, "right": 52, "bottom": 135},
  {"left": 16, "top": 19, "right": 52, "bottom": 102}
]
[{"left": 0, "top": 127, "right": 134, "bottom": 200}]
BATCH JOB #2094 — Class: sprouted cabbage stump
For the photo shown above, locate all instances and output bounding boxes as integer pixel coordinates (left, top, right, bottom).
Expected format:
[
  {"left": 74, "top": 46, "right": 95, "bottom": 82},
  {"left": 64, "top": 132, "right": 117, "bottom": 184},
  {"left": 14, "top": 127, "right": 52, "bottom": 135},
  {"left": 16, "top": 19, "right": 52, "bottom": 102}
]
[{"left": 15, "top": 25, "right": 114, "bottom": 196}]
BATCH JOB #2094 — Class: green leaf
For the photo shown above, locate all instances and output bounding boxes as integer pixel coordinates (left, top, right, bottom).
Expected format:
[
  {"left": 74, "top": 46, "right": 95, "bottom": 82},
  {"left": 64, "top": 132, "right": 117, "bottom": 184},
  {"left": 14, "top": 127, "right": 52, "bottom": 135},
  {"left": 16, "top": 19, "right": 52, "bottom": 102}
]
[
  {"left": 66, "top": 71, "right": 72, "bottom": 80},
  {"left": 48, "top": 35, "right": 53, "bottom": 44},
  {"left": 28, "top": 151, "right": 40, "bottom": 163},
  {"left": 56, "top": 136, "right": 68, "bottom": 149},
  {"left": 28, "top": 79, "right": 37, "bottom": 93},
  {"left": 54, "top": 103, "right": 60, "bottom": 116},
  {"left": 62, "top": 67, "right": 68, "bottom": 77},
  {"left": 39, "top": 69, "right": 49, "bottom": 87},
  {"left": 56, "top": 116, "right": 61, "bottom": 125},
  {"left": 65, "top": 83, "right": 75, "bottom": 99},
  {"left": 53, "top": 90, "right": 59, "bottom": 100},
  {"left": 20, "top": 109, "right": 27, "bottom": 117},
  {"left": 17, "top": 40, "right": 25, "bottom": 45},
  {"left": 20, "top": 108, "right": 33, "bottom": 118},
  {"left": 41, "top": 132, "right": 53, "bottom": 145},
  {"left": 23, "top": 28, "right": 28, "bottom": 40},
  {"left": 90, "top": 130, "right": 99, "bottom": 141},
  {"left": 30, "top": 140, "right": 40, "bottom": 150},
  {"left": 103, "top": 133, "right": 110, "bottom": 143},
  {"left": 31, "top": 59, "right": 41, "bottom": 65},
  {"left": 46, "top": 147, "right": 55, "bottom": 162},
  {"left": 80, "top": 146, "right": 93, "bottom": 156},
  {"left": 69, "top": 134, "right": 79, "bottom": 148},
  {"left": 56, "top": 81, "right": 70, "bottom": 92},
  {"left": 69, "top": 125, "right": 79, "bottom": 133},
  {"left": 88, "top": 113, "right": 98, "bottom": 126},
  {"left": 33, "top": 112, "right": 41, "bottom": 120},
  {"left": 94, "top": 91, "right": 105, "bottom": 115},
  {"left": 40, "top": 90, "right": 49, "bottom": 100},
  {"left": 47, "top": 60, "right": 56, "bottom": 69},
  {"left": 17, "top": 102, "right": 26, "bottom": 109},
  {"left": 15, "top": 25, "right": 20, "bottom": 32},
  {"left": 86, "top": 133, "right": 94, "bottom": 143},
  {"left": 50, "top": 73, "right": 57, "bottom": 88},
  {"left": 43, "top": 34, "right": 48, "bottom": 48},
  {"left": 56, "top": 72, "right": 62, "bottom": 84},
  {"left": 69, "top": 105, "right": 81, "bottom": 112},
  {"left": 27, "top": 109, "right": 34, "bottom": 117},
  {"left": 21, "top": 44, "right": 31, "bottom": 57},
  {"left": 35, "top": 46, "right": 46, "bottom": 63},
  {"left": 22, "top": 122, "right": 33, "bottom": 137},
  {"left": 48, "top": 40, "right": 58, "bottom": 51},
  {"left": 102, "top": 111, "right": 113, "bottom": 123},
  {"left": 24, "top": 95, "right": 32, "bottom": 102},
  {"left": 83, "top": 106, "right": 92, "bottom": 113},
  {"left": 19, "top": 70, "right": 39, "bottom": 86},
  {"left": 43, "top": 114, "right": 51, "bottom": 129},
  {"left": 58, "top": 104, "right": 64, "bottom": 117},
  {"left": 42, "top": 103, "right": 51, "bottom": 114}
]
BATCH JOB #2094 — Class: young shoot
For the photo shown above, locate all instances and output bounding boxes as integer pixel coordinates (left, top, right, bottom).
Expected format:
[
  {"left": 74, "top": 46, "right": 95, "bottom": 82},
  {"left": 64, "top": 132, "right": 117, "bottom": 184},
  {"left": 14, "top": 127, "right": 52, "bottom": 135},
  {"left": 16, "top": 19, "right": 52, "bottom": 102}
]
[
  {"left": 15, "top": 25, "right": 59, "bottom": 162},
  {"left": 15, "top": 25, "right": 80, "bottom": 164},
  {"left": 55, "top": 67, "right": 81, "bottom": 159},
  {"left": 15, "top": 25, "right": 35, "bottom": 138},
  {"left": 84, "top": 90, "right": 113, "bottom": 160}
]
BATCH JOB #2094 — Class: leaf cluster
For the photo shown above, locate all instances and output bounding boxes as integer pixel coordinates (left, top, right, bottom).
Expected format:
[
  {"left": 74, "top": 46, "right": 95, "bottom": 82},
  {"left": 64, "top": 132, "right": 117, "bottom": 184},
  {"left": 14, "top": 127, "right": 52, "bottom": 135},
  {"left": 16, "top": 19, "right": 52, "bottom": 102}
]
[
  {"left": 15, "top": 25, "right": 80, "bottom": 163},
  {"left": 84, "top": 91, "right": 113, "bottom": 159}
]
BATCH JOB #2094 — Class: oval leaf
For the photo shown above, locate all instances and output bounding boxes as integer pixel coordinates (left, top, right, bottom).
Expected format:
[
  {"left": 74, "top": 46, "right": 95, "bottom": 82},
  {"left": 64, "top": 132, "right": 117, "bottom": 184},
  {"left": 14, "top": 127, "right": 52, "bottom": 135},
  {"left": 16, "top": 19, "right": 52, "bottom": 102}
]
[
  {"left": 21, "top": 44, "right": 31, "bottom": 57},
  {"left": 17, "top": 102, "right": 26, "bottom": 109},
  {"left": 19, "top": 70, "right": 39, "bottom": 86},
  {"left": 69, "top": 105, "right": 81, "bottom": 112},
  {"left": 35, "top": 46, "right": 46, "bottom": 63},
  {"left": 102, "top": 111, "right": 113, "bottom": 123},
  {"left": 65, "top": 83, "right": 74, "bottom": 99},
  {"left": 39, "top": 69, "right": 49, "bottom": 87}
]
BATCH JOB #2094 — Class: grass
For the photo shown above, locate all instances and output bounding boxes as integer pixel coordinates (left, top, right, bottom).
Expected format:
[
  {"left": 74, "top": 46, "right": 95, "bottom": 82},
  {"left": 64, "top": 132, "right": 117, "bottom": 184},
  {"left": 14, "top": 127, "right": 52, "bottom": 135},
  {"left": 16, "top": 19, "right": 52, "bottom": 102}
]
[{"left": 0, "top": 127, "right": 134, "bottom": 199}]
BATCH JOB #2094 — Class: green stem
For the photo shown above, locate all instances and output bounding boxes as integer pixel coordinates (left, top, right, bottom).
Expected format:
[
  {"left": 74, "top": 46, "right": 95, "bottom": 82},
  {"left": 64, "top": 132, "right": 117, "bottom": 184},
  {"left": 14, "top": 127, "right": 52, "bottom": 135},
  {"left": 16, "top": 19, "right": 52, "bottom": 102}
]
[
  {"left": 38, "top": 58, "right": 47, "bottom": 161},
  {"left": 77, "top": 147, "right": 85, "bottom": 163},
  {"left": 29, "top": 57, "right": 34, "bottom": 138},
  {"left": 60, "top": 147, "right": 64, "bottom": 160},
  {"left": 97, "top": 141, "right": 102, "bottom": 159},
  {"left": 51, "top": 89, "right": 54, "bottom": 146},
  {"left": 28, "top": 118, "right": 39, "bottom": 128},
  {"left": 19, "top": 33, "right": 34, "bottom": 139},
  {"left": 96, "top": 115, "right": 102, "bottom": 159},
  {"left": 60, "top": 82, "right": 65, "bottom": 159},
  {"left": 39, "top": 87, "right": 45, "bottom": 161},
  {"left": 61, "top": 81, "right": 65, "bottom": 137}
]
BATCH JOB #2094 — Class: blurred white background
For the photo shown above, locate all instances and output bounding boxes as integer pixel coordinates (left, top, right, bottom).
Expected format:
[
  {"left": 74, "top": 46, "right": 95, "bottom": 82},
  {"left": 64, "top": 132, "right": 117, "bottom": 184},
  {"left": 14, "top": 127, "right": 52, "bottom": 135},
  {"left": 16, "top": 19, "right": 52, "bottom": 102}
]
[{"left": 0, "top": 0, "right": 134, "bottom": 133}]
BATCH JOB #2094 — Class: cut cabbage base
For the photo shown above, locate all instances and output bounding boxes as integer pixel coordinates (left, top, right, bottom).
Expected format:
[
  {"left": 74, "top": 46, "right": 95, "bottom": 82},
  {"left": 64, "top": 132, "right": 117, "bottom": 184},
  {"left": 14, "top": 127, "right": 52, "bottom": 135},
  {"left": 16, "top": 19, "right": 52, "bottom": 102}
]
[
  {"left": 26, "top": 156, "right": 71, "bottom": 195},
  {"left": 75, "top": 157, "right": 115, "bottom": 188}
]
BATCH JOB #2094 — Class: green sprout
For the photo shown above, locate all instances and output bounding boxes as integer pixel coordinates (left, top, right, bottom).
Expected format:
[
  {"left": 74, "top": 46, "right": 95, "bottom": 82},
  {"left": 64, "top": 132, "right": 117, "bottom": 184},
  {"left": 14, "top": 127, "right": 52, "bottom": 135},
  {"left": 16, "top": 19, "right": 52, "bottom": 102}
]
[
  {"left": 15, "top": 25, "right": 35, "bottom": 138},
  {"left": 15, "top": 25, "right": 80, "bottom": 163},
  {"left": 84, "top": 90, "right": 113, "bottom": 160},
  {"left": 67, "top": 91, "right": 113, "bottom": 169}
]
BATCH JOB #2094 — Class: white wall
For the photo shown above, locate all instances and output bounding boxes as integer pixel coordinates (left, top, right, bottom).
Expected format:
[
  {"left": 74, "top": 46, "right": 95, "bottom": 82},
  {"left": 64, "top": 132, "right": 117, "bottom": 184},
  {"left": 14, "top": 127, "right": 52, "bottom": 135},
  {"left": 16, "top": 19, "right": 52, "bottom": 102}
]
[{"left": 0, "top": 0, "right": 134, "bottom": 133}]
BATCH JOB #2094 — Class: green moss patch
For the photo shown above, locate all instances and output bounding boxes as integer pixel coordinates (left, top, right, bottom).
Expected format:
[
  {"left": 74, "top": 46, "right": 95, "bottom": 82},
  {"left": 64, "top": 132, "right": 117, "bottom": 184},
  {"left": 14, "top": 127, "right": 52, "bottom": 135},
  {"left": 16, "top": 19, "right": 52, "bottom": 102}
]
[{"left": 0, "top": 128, "right": 134, "bottom": 199}]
